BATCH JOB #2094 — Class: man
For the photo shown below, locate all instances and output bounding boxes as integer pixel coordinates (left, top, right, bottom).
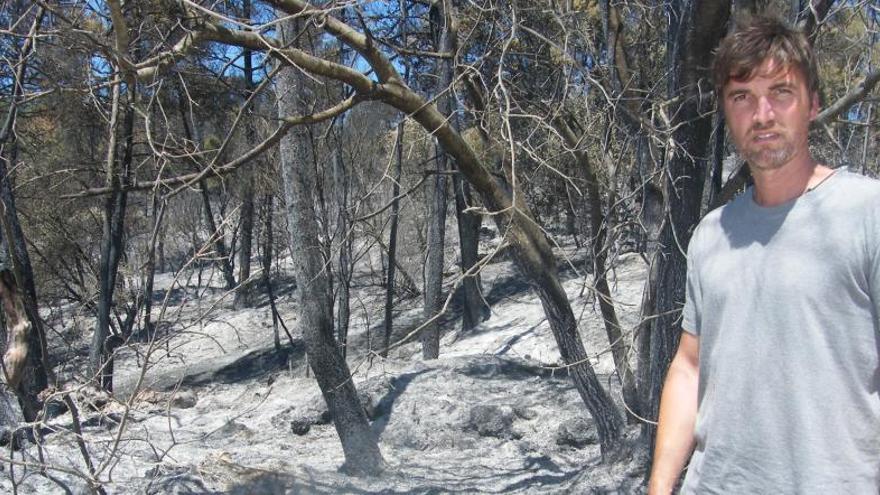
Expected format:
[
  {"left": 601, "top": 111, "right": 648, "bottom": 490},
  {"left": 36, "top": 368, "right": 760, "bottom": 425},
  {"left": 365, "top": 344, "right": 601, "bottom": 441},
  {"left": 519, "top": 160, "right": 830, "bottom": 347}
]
[{"left": 648, "top": 16, "right": 880, "bottom": 494}]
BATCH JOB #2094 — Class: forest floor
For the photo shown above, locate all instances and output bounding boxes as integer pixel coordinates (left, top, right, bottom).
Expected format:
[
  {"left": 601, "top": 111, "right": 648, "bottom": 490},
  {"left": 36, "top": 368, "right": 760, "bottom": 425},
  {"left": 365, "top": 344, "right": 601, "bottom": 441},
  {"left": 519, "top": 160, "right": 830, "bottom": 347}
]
[{"left": 1, "top": 234, "right": 652, "bottom": 494}]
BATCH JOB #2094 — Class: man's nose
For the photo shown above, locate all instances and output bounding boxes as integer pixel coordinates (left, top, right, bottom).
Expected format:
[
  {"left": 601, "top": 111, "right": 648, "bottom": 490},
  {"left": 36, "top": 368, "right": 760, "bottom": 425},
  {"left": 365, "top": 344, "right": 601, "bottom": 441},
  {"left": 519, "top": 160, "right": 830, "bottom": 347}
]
[{"left": 753, "top": 95, "right": 775, "bottom": 125}]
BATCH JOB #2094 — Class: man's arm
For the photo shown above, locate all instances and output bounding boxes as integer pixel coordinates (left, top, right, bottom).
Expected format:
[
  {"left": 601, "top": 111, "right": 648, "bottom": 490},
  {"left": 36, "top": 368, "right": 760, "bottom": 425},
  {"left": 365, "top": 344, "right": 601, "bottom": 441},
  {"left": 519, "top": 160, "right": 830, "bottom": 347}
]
[{"left": 648, "top": 331, "right": 700, "bottom": 495}]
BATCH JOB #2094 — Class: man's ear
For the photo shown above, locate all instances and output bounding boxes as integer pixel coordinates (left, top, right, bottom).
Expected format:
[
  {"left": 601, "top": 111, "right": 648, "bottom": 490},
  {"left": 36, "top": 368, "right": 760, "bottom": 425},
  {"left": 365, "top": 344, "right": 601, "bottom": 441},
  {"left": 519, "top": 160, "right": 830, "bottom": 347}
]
[{"left": 809, "top": 91, "right": 820, "bottom": 120}]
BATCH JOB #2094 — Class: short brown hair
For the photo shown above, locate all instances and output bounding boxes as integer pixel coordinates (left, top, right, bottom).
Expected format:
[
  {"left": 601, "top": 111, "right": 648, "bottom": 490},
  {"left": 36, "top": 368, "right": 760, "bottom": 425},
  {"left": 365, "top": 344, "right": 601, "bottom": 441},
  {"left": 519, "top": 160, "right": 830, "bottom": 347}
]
[{"left": 712, "top": 16, "right": 819, "bottom": 96}]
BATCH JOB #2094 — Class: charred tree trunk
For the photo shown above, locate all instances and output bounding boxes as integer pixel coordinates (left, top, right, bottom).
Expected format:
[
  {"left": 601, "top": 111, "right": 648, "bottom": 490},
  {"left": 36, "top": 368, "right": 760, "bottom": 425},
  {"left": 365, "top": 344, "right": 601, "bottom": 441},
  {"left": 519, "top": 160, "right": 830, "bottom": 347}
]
[
  {"left": 452, "top": 175, "right": 488, "bottom": 332},
  {"left": 89, "top": 80, "right": 133, "bottom": 392},
  {"left": 382, "top": 0, "right": 410, "bottom": 358},
  {"left": 382, "top": 122, "right": 403, "bottom": 358},
  {"left": 437, "top": 3, "right": 488, "bottom": 333},
  {"left": 0, "top": 270, "right": 31, "bottom": 391},
  {"left": 0, "top": 8, "right": 48, "bottom": 419},
  {"left": 554, "top": 117, "right": 639, "bottom": 422},
  {"left": 260, "top": 195, "right": 283, "bottom": 351},
  {"left": 175, "top": 85, "right": 237, "bottom": 291},
  {"left": 421, "top": 142, "right": 448, "bottom": 359},
  {"left": 235, "top": 3, "right": 257, "bottom": 308},
  {"left": 421, "top": 0, "right": 457, "bottom": 359},
  {"left": 277, "top": 17, "right": 384, "bottom": 474},
  {"left": 0, "top": 146, "right": 47, "bottom": 420},
  {"left": 198, "top": 181, "right": 237, "bottom": 291},
  {"left": 236, "top": 175, "right": 255, "bottom": 303},
  {"left": 642, "top": 0, "right": 730, "bottom": 452},
  {"left": 425, "top": 3, "right": 491, "bottom": 338},
  {"left": 141, "top": 195, "right": 165, "bottom": 338},
  {"left": 333, "top": 150, "right": 353, "bottom": 359},
  {"left": 332, "top": 7, "right": 354, "bottom": 360}
]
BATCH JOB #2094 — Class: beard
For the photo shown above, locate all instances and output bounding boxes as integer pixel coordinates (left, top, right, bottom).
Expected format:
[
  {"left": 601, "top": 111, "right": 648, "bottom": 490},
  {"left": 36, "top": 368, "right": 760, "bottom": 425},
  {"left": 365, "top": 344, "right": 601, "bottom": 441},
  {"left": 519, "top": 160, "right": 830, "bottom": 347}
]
[
  {"left": 739, "top": 122, "right": 798, "bottom": 170},
  {"left": 743, "top": 141, "right": 796, "bottom": 170}
]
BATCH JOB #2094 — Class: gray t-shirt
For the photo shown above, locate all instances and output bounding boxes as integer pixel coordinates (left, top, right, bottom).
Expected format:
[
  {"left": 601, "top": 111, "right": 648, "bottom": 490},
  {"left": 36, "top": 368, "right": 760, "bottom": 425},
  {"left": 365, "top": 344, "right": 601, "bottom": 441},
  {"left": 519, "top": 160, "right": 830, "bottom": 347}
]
[{"left": 681, "top": 170, "right": 880, "bottom": 494}]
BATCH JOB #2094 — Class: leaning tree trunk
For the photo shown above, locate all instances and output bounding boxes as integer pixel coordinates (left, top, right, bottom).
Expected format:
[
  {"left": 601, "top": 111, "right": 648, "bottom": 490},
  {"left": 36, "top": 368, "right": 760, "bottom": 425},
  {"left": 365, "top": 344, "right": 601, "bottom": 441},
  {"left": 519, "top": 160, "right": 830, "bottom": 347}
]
[
  {"left": 277, "top": 17, "right": 384, "bottom": 475},
  {"left": 198, "top": 180, "right": 237, "bottom": 291},
  {"left": 553, "top": 117, "right": 639, "bottom": 421},
  {"left": 379, "top": 84, "right": 626, "bottom": 454},
  {"left": 197, "top": 0, "right": 626, "bottom": 454},
  {"left": 642, "top": 0, "right": 730, "bottom": 453},
  {"left": 442, "top": 4, "right": 488, "bottom": 333},
  {"left": 174, "top": 86, "right": 237, "bottom": 292}
]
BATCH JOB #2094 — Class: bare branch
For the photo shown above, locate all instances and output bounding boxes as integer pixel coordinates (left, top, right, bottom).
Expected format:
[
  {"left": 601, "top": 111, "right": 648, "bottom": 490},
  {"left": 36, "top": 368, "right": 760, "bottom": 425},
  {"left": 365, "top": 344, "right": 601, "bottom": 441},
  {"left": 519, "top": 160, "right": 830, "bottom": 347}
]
[
  {"left": 61, "top": 95, "right": 364, "bottom": 199},
  {"left": 815, "top": 69, "right": 880, "bottom": 125}
]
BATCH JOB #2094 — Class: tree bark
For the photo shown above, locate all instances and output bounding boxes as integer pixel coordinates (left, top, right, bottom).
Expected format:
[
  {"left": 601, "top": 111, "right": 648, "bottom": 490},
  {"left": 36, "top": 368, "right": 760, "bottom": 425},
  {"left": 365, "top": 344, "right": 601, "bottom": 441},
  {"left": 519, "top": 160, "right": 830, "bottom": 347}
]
[
  {"left": 277, "top": 17, "right": 384, "bottom": 475},
  {"left": 452, "top": 174, "right": 488, "bottom": 331},
  {"left": 0, "top": 7, "right": 49, "bottom": 419},
  {"left": 88, "top": 79, "right": 133, "bottom": 392},
  {"left": 421, "top": 0, "right": 460, "bottom": 359},
  {"left": 444, "top": 9, "right": 488, "bottom": 333},
  {"left": 0, "top": 270, "right": 30, "bottom": 391},
  {"left": 174, "top": 84, "right": 237, "bottom": 292},
  {"left": 382, "top": 121, "right": 404, "bottom": 358},
  {"left": 553, "top": 117, "right": 639, "bottom": 422},
  {"left": 198, "top": 180, "right": 237, "bottom": 291},
  {"left": 333, "top": 150, "right": 352, "bottom": 359},
  {"left": 235, "top": 2, "right": 257, "bottom": 308},
  {"left": 642, "top": 0, "right": 730, "bottom": 453}
]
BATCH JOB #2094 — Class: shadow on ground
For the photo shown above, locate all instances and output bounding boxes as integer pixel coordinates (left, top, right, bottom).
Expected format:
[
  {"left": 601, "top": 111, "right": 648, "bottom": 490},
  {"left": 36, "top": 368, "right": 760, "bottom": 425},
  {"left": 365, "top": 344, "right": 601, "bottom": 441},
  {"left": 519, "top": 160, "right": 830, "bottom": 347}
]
[{"left": 181, "top": 341, "right": 304, "bottom": 387}]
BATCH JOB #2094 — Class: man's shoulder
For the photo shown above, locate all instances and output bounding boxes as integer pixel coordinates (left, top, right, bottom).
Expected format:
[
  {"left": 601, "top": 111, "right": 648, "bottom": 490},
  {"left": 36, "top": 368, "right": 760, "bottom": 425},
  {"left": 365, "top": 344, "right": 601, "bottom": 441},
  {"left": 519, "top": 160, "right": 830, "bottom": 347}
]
[
  {"left": 692, "top": 189, "right": 751, "bottom": 238},
  {"left": 824, "top": 169, "right": 880, "bottom": 212},
  {"left": 831, "top": 168, "right": 880, "bottom": 193}
]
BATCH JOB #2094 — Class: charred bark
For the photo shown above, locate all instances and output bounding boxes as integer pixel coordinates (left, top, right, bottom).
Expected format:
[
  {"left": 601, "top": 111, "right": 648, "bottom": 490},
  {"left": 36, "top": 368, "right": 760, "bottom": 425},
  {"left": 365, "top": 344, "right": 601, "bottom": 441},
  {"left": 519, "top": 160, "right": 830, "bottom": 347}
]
[
  {"left": 642, "top": 0, "right": 730, "bottom": 453},
  {"left": 235, "top": 6, "right": 257, "bottom": 308},
  {"left": 277, "top": 17, "right": 384, "bottom": 474},
  {"left": 0, "top": 7, "right": 48, "bottom": 418},
  {"left": 382, "top": 120, "right": 404, "bottom": 358},
  {"left": 88, "top": 81, "right": 133, "bottom": 390},
  {"left": 175, "top": 84, "right": 237, "bottom": 291},
  {"left": 141, "top": 195, "right": 165, "bottom": 338},
  {"left": 333, "top": 150, "right": 353, "bottom": 359},
  {"left": 553, "top": 117, "right": 639, "bottom": 422},
  {"left": 198, "top": 182, "right": 237, "bottom": 291}
]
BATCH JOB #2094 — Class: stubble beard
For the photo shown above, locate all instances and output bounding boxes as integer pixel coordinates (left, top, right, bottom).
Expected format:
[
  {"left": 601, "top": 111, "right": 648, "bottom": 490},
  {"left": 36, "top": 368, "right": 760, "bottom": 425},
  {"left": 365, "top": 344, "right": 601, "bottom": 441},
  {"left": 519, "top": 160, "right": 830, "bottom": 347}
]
[
  {"left": 743, "top": 141, "right": 796, "bottom": 171},
  {"left": 739, "top": 122, "right": 798, "bottom": 171}
]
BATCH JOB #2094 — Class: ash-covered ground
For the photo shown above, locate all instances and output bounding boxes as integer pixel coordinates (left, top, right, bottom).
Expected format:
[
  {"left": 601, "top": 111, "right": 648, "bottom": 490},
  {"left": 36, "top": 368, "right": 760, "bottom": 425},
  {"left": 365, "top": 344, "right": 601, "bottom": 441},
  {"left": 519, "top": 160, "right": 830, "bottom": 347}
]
[{"left": 1, "top": 239, "right": 651, "bottom": 494}]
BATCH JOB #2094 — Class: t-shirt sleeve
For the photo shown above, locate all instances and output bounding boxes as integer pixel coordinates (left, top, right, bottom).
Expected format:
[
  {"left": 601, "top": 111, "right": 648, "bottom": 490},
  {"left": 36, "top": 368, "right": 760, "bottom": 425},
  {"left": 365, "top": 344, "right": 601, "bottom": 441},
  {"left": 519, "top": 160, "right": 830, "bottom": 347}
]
[
  {"left": 870, "top": 204, "right": 880, "bottom": 323},
  {"left": 681, "top": 233, "right": 702, "bottom": 336}
]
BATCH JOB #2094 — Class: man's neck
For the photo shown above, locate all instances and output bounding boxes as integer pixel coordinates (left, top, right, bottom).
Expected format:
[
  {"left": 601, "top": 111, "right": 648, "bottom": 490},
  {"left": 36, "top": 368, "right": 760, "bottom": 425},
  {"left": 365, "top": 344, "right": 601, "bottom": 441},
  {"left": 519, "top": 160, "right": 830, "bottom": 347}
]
[{"left": 750, "top": 154, "right": 832, "bottom": 207}]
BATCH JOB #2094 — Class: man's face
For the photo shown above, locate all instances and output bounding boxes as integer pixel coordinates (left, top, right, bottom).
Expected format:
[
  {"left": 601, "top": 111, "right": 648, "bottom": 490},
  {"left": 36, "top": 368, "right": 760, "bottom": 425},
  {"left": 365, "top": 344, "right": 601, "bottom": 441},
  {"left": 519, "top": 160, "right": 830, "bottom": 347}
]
[{"left": 721, "top": 58, "right": 818, "bottom": 171}]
